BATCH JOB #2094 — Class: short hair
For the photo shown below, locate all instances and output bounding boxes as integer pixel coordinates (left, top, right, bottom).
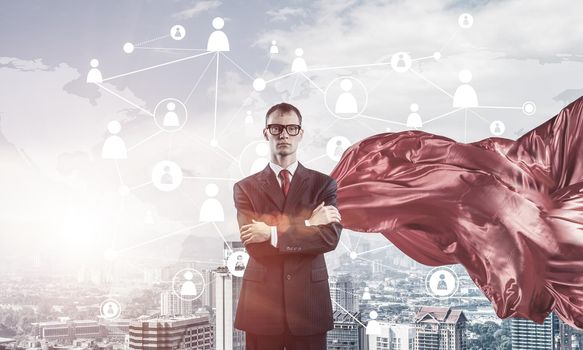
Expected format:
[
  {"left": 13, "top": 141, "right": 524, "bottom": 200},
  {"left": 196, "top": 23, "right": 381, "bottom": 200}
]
[{"left": 265, "top": 102, "right": 302, "bottom": 125}]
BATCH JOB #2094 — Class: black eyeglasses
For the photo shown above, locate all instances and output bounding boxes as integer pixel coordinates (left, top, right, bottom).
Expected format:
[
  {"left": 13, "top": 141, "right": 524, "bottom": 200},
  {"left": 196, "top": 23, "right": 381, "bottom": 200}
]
[{"left": 265, "top": 124, "right": 302, "bottom": 136}]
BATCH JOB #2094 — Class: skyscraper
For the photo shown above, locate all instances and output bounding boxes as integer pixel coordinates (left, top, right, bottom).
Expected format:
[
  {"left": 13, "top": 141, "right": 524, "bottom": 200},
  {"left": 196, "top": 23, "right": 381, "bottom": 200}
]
[
  {"left": 160, "top": 290, "right": 197, "bottom": 316},
  {"left": 201, "top": 268, "right": 216, "bottom": 309},
  {"left": 511, "top": 312, "right": 583, "bottom": 350},
  {"left": 330, "top": 274, "right": 359, "bottom": 313},
  {"left": 215, "top": 265, "right": 233, "bottom": 350},
  {"left": 327, "top": 310, "right": 368, "bottom": 350},
  {"left": 413, "top": 306, "right": 467, "bottom": 350},
  {"left": 224, "top": 241, "right": 245, "bottom": 350},
  {"left": 215, "top": 241, "right": 247, "bottom": 350}
]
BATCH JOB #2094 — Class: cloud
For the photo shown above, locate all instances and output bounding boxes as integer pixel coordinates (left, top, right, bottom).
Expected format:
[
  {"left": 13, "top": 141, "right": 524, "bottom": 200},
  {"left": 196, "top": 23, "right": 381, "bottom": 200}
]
[
  {"left": 0, "top": 57, "right": 50, "bottom": 71},
  {"left": 266, "top": 6, "right": 308, "bottom": 22},
  {"left": 173, "top": 0, "right": 222, "bottom": 20},
  {"left": 252, "top": 0, "right": 583, "bottom": 147}
]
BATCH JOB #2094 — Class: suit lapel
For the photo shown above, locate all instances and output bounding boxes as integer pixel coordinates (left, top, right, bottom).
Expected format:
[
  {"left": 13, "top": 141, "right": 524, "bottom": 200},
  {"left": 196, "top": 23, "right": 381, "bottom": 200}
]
[
  {"left": 258, "top": 164, "right": 286, "bottom": 212},
  {"left": 283, "top": 162, "right": 308, "bottom": 212}
]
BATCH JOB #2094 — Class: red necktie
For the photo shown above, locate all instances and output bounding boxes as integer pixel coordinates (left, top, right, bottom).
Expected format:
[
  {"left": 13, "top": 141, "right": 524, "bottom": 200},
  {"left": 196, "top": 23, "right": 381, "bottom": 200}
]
[{"left": 278, "top": 169, "right": 291, "bottom": 197}]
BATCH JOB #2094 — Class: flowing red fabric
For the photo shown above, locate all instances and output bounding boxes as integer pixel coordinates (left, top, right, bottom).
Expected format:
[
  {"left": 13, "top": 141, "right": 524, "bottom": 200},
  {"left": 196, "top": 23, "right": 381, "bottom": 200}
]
[{"left": 330, "top": 97, "right": 583, "bottom": 329}]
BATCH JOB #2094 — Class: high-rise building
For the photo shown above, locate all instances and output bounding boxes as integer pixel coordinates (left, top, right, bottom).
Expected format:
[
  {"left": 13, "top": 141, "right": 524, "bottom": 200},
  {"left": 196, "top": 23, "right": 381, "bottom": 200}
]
[
  {"left": 573, "top": 332, "right": 583, "bottom": 349},
  {"left": 413, "top": 306, "right": 467, "bottom": 350},
  {"left": 128, "top": 315, "right": 213, "bottom": 350},
  {"left": 368, "top": 322, "right": 415, "bottom": 350},
  {"left": 224, "top": 241, "right": 246, "bottom": 350},
  {"left": 330, "top": 274, "right": 359, "bottom": 313},
  {"left": 511, "top": 313, "right": 561, "bottom": 350},
  {"left": 215, "top": 266, "right": 234, "bottom": 350},
  {"left": 558, "top": 318, "right": 575, "bottom": 350},
  {"left": 201, "top": 268, "right": 216, "bottom": 309},
  {"left": 215, "top": 241, "right": 247, "bottom": 350},
  {"left": 160, "top": 290, "right": 197, "bottom": 316},
  {"left": 512, "top": 314, "right": 557, "bottom": 350},
  {"left": 327, "top": 310, "right": 368, "bottom": 350}
]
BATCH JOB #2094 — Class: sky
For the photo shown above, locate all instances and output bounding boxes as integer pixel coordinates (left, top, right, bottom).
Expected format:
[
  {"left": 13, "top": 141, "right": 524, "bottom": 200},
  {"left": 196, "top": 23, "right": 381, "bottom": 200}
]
[{"left": 1, "top": 0, "right": 583, "bottom": 273}]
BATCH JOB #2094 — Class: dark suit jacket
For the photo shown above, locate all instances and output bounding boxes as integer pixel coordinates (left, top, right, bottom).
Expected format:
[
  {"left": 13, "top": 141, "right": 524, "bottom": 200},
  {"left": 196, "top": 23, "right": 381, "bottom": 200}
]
[{"left": 233, "top": 162, "right": 343, "bottom": 336}]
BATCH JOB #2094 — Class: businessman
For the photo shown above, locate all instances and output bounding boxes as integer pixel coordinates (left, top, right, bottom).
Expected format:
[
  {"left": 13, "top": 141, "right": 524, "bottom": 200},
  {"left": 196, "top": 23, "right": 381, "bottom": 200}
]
[{"left": 233, "top": 102, "right": 343, "bottom": 350}]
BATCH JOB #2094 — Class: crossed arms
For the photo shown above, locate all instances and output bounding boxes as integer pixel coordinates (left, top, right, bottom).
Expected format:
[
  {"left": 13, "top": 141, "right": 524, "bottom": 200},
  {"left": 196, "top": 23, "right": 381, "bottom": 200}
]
[{"left": 233, "top": 178, "right": 343, "bottom": 257}]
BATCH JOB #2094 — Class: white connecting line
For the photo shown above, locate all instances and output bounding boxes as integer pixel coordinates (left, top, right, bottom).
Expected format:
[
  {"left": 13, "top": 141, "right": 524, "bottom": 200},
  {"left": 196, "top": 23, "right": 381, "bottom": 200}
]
[
  {"left": 102, "top": 51, "right": 214, "bottom": 82},
  {"left": 116, "top": 222, "right": 211, "bottom": 254}
]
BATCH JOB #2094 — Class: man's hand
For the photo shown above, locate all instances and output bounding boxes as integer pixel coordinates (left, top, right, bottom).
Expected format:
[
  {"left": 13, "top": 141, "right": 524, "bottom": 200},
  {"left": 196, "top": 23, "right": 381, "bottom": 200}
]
[
  {"left": 240, "top": 219, "right": 271, "bottom": 246},
  {"left": 308, "top": 201, "right": 342, "bottom": 226}
]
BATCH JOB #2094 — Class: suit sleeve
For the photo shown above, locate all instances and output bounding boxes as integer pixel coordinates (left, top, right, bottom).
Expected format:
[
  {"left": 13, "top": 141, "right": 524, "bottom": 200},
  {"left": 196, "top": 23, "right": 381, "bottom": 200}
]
[
  {"left": 233, "top": 182, "right": 280, "bottom": 257},
  {"left": 275, "top": 178, "right": 343, "bottom": 255}
]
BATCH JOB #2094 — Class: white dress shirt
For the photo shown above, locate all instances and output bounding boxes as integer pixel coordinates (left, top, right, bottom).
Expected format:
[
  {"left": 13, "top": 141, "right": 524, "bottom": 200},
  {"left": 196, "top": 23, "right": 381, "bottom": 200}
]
[{"left": 269, "top": 161, "right": 298, "bottom": 187}]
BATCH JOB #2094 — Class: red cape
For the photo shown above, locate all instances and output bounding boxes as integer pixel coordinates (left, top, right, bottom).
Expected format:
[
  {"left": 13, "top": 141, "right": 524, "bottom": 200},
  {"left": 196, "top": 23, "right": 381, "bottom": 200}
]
[{"left": 330, "top": 97, "right": 583, "bottom": 329}]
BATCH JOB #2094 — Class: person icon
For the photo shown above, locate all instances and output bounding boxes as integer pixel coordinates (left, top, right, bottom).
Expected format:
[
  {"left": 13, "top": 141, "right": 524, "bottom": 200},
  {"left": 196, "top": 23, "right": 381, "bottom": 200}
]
[
  {"left": 227, "top": 251, "right": 249, "bottom": 277},
  {"left": 152, "top": 161, "right": 182, "bottom": 191},
  {"left": 107, "top": 303, "right": 115, "bottom": 316},
  {"left": 437, "top": 274, "right": 448, "bottom": 290},
  {"left": 161, "top": 166, "right": 174, "bottom": 185},
  {"left": 86, "top": 59, "right": 103, "bottom": 83},
  {"left": 490, "top": 120, "right": 505, "bottom": 136},
  {"left": 235, "top": 255, "right": 246, "bottom": 271},
  {"left": 453, "top": 70, "right": 479, "bottom": 108},
  {"left": 390, "top": 52, "right": 412, "bottom": 73},
  {"left": 250, "top": 143, "right": 269, "bottom": 174},
  {"left": 291, "top": 48, "right": 308, "bottom": 72},
  {"left": 366, "top": 311, "right": 381, "bottom": 335},
  {"left": 397, "top": 54, "right": 406, "bottom": 68},
  {"left": 154, "top": 99, "right": 188, "bottom": 131},
  {"left": 104, "top": 300, "right": 121, "bottom": 318},
  {"left": 362, "top": 286, "right": 371, "bottom": 300},
  {"left": 406, "top": 103, "right": 423, "bottom": 128},
  {"left": 102, "top": 121, "right": 127, "bottom": 159},
  {"left": 458, "top": 13, "right": 474, "bottom": 28},
  {"left": 426, "top": 267, "right": 459, "bottom": 297},
  {"left": 206, "top": 17, "right": 230, "bottom": 52},
  {"left": 163, "top": 102, "right": 180, "bottom": 127},
  {"left": 180, "top": 271, "right": 198, "bottom": 296},
  {"left": 199, "top": 184, "right": 225, "bottom": 222},
  {"left": 327, "top": 136, "right": 351, "bottom": 162},
  {"left": 334, "top": 79, "right": 358, "bottom": 114},
  {"left": 270, "top": 40, "right": 279, "bottom": 54},
  {"left": 244, "top": 110, "right": 253, "bottom": 124},
  {"left": 170, "top": 25, "right": 186, "bottom": 40}
]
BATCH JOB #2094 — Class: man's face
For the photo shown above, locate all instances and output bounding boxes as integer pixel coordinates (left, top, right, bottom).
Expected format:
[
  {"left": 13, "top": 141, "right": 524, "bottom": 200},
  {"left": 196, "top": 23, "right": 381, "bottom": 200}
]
[{"left": 263, "top": 111, "right": 303, "bottom": 157}]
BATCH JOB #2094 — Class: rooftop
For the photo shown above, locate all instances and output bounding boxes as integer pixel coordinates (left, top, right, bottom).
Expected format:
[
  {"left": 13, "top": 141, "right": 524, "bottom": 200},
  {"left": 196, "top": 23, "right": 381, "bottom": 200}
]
[{"left": 415, "top": 306, "right": 466, "bottom": 325}]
